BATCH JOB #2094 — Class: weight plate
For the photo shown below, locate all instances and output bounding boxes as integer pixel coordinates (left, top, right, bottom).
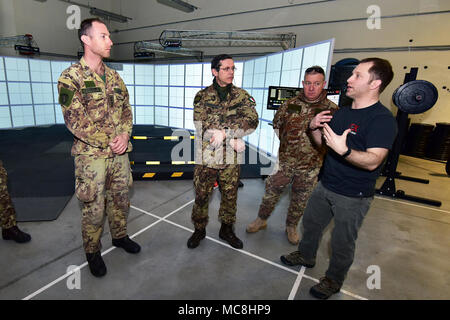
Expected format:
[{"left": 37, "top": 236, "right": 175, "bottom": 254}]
[{"left": 392, "top": 80, "right": 438, "bottom": 114}]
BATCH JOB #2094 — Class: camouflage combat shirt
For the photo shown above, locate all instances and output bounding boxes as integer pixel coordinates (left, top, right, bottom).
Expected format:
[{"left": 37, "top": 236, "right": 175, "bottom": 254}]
[
  {"left": 194, "top": 81, "right": 259, "bottom": 169},
  {"left": 273, "top": 89, "right": 338, "bottom": 168},
  {"left": 58, "top": 57, "right": 133, "bottom": 158}
]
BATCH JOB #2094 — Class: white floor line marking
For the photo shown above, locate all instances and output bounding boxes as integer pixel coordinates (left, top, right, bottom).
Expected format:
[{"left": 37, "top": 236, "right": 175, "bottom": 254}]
[
  {"left": 339, "top": 288, "right": 368, "bottom": 300},
  {"left": 292, "top": 273, "right": 367, "bottom": 300},
  {"left": 375, "top": 196, "right": 449, "bottom": 214},
  {"left": 133, "top": 204, "right": 368, "bottom": 300},
  {"left": 288, "top": 266, "right": 305, "bottom": 300},
  {"left": 23, "top": 264, "right": 86, "bottom": 300},
  {"left": 23, "top": 199, "right": 367, "bottom": 301},
  {"left": 130, "top": 199, "right": 195, "bottom": 238},
  {"left": 133, "top": 205, "right": 301, "bottom": 275},
  {"left": 22, "top": 200, "right": 194, "bottom": 300}
]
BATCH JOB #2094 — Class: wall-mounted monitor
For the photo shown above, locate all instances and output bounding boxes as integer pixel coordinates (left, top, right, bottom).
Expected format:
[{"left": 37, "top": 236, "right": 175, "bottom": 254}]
[
  {"left": 267, "top": 86, "right": 341, "bottom": 110},
  {"left": 267, "top": 86, "right": 301, "bottom": 110},
  {"left": 326, "top": 89, "right": 341, "bottom": 106}
]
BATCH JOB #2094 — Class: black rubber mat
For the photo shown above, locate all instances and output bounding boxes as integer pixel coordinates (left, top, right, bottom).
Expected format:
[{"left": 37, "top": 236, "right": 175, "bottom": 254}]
[
  {"left": 0, "top": 124, "right": 271, "bottom": 221},
  {"left": 0, "top": 125, "right": 74, "bottom": 222}
]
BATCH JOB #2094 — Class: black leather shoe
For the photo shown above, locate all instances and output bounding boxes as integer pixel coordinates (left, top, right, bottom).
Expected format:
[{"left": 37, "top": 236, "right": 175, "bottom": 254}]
[
  {"left": 112, "top": 235, "right": 141, "bottom": 254},
  {"left": 187, "top": 228, "right": 206, "bottom": 249},
  {"left": 2, "top": 226, "right": 31, "bottom": 243},
  {"left": 219, "top": 223, "right": 243, "bottom": 249},
  {"left": 86, "top": 251, "right": 107, "bottom": 277}
]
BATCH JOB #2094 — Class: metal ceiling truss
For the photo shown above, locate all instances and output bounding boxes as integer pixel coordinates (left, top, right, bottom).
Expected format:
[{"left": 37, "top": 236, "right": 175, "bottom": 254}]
[
  {"left": 134, "top": 41, "right": 203, "bottom": 60},
  {"left": 0, "top": 35, "right": 37, "bottom": 47},
  {"left": 159, "top": 30, "right": 296, "bottom": 50},
  {"left": 0, "top": 34, "right": 40, "bottom": 55}
]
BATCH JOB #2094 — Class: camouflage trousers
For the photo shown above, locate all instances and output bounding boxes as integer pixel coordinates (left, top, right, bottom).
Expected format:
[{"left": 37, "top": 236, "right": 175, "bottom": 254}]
[
  {"left": 191, "top": 165, "right": 240, "bottom": 229},
  {"left": 258, "top": 162, "right": 320, "bottom": 227},
  {"left": 74, "top": 154, "right": 133, "bottom": 254},
  {"left": 0, "top": 161, "right": 17, "bottom": 229}
]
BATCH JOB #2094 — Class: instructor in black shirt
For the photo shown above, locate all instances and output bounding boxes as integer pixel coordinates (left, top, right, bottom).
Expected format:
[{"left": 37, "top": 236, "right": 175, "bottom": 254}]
[{"left": 280, "top": 58, "right": 398, "bottom": 299}]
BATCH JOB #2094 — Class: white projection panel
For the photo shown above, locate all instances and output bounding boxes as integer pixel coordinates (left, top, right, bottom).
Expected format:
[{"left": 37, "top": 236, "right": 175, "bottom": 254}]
[
  {"left": 185, "top": 63, "right": 202, "bottom": 87},
  {"left": 136, "top": 106, "right": 154, "bottom": 125},
  {"left": 0, "top": 82, "right": 8, "bottom": 105},
  {"left": 241, "top": 38, "right": 335, "bottom": 156},
  {"left": 0, "top": 37, "right": 334, "bottom": 148},
  {"left": 0, "top": 58, "right": 5, "bottom": 81},
  {"left": 0, "top": 106, "right": 11, "bottom": 128},
  {"left": 135, "top": 64, "right": 154, "bottom": 85},
  {"left": 4, "top": 57, "right": 30, "bottom": 81}
]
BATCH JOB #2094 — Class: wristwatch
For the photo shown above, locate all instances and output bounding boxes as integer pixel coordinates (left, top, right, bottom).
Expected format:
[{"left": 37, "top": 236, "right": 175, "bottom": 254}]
[{"left": 342, "top": 148, "right": 351, "bottom": 158}]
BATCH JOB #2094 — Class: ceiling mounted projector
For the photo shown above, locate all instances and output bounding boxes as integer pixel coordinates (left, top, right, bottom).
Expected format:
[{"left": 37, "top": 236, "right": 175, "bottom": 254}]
[{"left": 156, "top": 0, "right": 198, "bottom": 13}]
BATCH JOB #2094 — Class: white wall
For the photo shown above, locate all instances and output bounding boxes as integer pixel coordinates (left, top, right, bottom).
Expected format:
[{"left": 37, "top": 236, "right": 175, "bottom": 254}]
[
  {"left": 0, "top": 0, "right": 115, "bottom": 58},
  {"left": 1, "top": 0, "right": 449, "bottom": 125},
  {"left": 108, "top": 0, "right": 450, "bottom": 125}
]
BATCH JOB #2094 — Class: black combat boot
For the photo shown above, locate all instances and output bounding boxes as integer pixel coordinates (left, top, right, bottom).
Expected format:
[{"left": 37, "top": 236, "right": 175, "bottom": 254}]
[
  {"left": 219, "top": 223, "right": 243, "bottom": 249},
  {"left": 2, "top": 226, "right": 31, "bottom": 243},
  {"left": 86, "top": 251, "right": 107, "bottom": 277},
  {"left": 187, "top": 228, "right": 206, "bottom": 249},
  {"left": 112, "top": 235, "right": 141, "bottom": 254}
]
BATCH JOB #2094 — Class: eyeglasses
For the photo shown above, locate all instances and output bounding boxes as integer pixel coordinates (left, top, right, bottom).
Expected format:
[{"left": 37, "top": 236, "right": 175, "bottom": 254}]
[
  {"left": 219, "top": 66, "right": 237, "bottom": 72},
  {"left": 303, "top": 81, "right": 324, "bottom": 87}
]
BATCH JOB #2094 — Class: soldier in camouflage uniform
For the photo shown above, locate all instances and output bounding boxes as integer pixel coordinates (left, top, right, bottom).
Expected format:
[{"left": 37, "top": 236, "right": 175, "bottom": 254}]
[
  {"left": 187, "top": 54, "right": 259, "bottom": 249},
  {"left": 247, "top": 66, "right": 338, "bottom": 244},
  {"left": 58, "top": 18, "right": 140, "bottom": 278},
  {"left": 0, "top": 160, "right": 31, "bottom": 243}
]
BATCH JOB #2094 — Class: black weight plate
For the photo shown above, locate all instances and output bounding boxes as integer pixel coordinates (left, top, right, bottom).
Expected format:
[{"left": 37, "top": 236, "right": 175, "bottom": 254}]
[
  {"left": 392, "top": 86, "right": 400, "bottom": 108},
  {"left": 393, "top": 80, "right": 438, "bottom": 114}
]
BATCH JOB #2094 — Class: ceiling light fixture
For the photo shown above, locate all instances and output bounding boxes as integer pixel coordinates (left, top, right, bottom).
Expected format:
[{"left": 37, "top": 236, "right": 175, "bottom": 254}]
[
  {"left": 156, "top": 0, "right": 198, "bottom": 13},
  {"left": 90, "top": 7, "right": 132, "bottom": 23},
  {"left": 57, "top": 1, "right": 133, "bottom": 23}
]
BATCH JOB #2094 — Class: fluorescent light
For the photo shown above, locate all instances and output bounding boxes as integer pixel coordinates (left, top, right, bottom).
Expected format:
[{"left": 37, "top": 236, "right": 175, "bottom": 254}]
[
  {"left": 156, "top": 0, "right": 198, "bottom": 13},
  {"left": 89, "top": 7, "right": 131, "bottom": 23}
]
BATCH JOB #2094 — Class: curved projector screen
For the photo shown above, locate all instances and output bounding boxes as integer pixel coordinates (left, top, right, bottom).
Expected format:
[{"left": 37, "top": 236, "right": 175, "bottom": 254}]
[{"left": 0, "top": 38, "right": 334, "bottom": 157}]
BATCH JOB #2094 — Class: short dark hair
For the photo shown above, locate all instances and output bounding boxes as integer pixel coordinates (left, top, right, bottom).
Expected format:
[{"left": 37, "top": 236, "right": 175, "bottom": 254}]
[
  {"left": 211, "top": 54, "right": 233, "bottom": 71},
  {"left": 305, "top": 65, "right": 325, "bottom": 76},
  {"left": 78, "top": 18, "right": 106, "bottom": 48},
  {"left": 359, "top": 57, "right": 394, "bottom": 93}
]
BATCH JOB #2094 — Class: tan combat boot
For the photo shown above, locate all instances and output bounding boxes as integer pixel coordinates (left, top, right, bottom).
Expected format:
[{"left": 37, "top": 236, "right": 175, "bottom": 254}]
[
  {"left": 246, "top": 217, "right": 267, "bottom": 233},
  {"left": 286, "top": 226, "right": 299, "bottom": 245}
]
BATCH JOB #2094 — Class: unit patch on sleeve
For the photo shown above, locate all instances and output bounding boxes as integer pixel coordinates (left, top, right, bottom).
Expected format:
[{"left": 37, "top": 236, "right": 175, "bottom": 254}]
[
  {"left": 59, "top": 87, "right": 75, "bottom": 107},
  {"left": 194, "top": 94, "right": 202, "bottom": 104}
]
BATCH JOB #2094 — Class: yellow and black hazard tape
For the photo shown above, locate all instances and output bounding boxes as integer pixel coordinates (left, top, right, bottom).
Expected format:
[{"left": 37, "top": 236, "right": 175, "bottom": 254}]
[
  {"left": 132, "top": 171, "right": 194, "bottom": 180},
  {"left": 130, "top": 161, "right": 195, "bottom": 165},
  {"left": 132, "top": 135, "right": 195, "bottom": 140}
]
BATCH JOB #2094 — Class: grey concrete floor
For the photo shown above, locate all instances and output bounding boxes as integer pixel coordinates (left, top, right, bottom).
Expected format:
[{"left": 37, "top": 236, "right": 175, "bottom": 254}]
[{"left": 0, "top": 155, "right": 449, "bottom": 300}]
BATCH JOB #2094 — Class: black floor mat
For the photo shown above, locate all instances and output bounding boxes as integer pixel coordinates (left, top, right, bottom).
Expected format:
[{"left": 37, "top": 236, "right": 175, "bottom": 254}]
[
  {"left": 0, "top": 124, "right": 271, "bottom": 221},
  {"left": 0, "top": 125, "right": 74, "bottom": 222}
]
